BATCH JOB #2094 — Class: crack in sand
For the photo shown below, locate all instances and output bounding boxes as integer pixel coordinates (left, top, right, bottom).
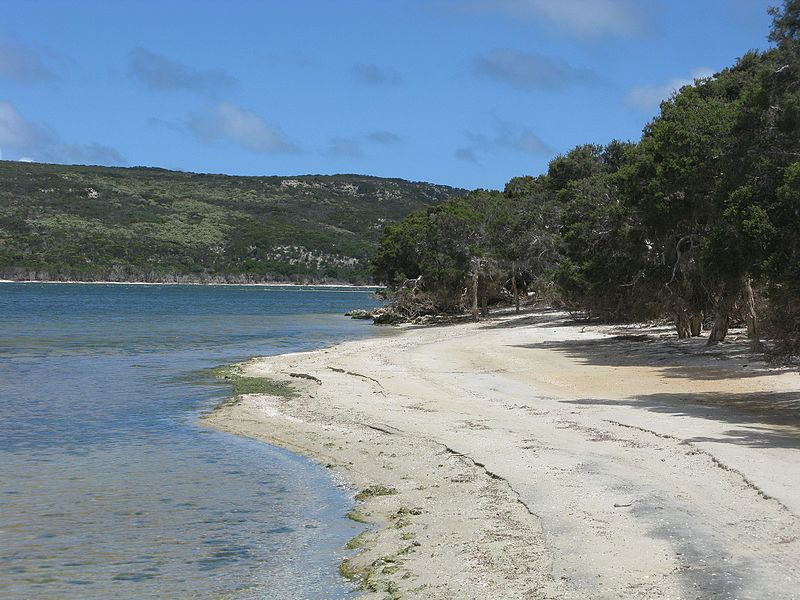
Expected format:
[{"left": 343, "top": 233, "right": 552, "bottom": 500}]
[
  {"left": 603, "top": 418, "right": 787, "bottom": 510},
  {"left": 327, "top": 365, "right": 384, "bottom": 388}
]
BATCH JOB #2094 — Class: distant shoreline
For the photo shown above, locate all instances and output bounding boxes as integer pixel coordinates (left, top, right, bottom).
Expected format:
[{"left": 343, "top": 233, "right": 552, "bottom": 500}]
[{"left": 0, "top": 279, "right": 383, "bottom": 289}]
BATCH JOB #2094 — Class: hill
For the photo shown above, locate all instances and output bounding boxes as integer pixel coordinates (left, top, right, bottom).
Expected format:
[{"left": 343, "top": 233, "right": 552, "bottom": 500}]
[{"left": 0, "top": 161, "right": 465, "bottom": 284}]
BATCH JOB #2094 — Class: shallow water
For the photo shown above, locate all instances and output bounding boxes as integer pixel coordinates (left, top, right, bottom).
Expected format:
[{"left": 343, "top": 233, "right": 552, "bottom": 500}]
[{"left": 0, "top": 282, "right": 387, "bottom": 599}]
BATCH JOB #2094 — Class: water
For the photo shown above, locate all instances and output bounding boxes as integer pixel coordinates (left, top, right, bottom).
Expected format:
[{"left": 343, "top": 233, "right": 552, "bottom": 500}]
[{"left": 0, "top": 282, "right": 388, "bottom": 599}]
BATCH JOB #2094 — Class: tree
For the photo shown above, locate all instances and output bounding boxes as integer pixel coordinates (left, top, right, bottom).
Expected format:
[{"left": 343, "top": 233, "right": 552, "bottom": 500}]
[
  {"left": 372, "top": 191, "right": 505, "bottom": 316},
  {"left": 625, "top": 57, "right": 771, "bottom": 342}
]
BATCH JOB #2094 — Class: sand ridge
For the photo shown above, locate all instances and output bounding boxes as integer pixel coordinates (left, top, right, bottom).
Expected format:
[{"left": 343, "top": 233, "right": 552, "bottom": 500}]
[{"left": 204, "top": 309, "right": 800, "bottom": 599}]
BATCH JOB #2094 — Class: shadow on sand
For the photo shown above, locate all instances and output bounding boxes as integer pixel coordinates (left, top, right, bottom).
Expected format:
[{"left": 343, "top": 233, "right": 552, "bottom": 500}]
[
  {"left": 481, "top": 309, "right": 581, "bottom": 330},
  {"left": 566, "top": 392, "right": 800, "bottom": 449},
  {"left": 491, "top": 311, "right": 800, "bottom": 447},
  {"left": 508, "top": 333, "right": 776, "bottom": 380}
]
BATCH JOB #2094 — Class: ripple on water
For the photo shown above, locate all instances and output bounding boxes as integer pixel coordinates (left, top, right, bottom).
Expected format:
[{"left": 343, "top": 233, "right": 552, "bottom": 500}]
[{"left": 0, "top": 283, "right": 389, "bottom": 599}]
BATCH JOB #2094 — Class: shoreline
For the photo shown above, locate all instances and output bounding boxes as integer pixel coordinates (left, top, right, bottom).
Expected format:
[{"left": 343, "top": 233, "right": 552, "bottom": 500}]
[
  {"left": 204, "top": 308, "right": 800, "bottom": 599},
  {"left": 0, "top": 279, "right": 382, "bottom": 289}
]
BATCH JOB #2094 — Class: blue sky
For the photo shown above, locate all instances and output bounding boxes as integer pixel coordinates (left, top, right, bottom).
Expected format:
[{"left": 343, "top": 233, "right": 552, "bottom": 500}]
[{"left": 0, "top": 0, "right": 776, "bottom": 189}]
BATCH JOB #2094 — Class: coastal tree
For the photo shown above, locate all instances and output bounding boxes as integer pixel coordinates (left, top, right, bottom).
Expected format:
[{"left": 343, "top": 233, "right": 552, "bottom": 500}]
[{"left": 371, "top": 0, "right": 800, "bottom": 356}]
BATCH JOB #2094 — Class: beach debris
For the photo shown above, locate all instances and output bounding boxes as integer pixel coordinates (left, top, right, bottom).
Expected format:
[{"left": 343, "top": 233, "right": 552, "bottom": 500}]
[
  {"left": 361, "top": 422, "right": 401, "bottom": 435},
  {"left": 372, "top": 309, "right": 406, "bottom": 325},
  {"left": 289, "top": 372, "right": 322, "bottom": 384},
  {"left": 328, "top": 366, "right": 384, "bottom": 388}
]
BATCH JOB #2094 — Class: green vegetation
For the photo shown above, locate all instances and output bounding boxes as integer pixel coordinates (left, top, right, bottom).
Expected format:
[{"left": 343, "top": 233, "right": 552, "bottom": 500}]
[
  {"left": 339, "top": 505, "right": 419, "bottom": 597},
  {"left": 392, "top": 506, "right": 422, "bottom": 529},
  {"left": 338, "top": 558, "right": 368, "bottom": 582},
  {"left": 345, "top": 509, "right": 370, "bottom": 523},
  {"left": 355, "top": 485, "right": 398, "bottom": 501},
  {"left": 212, "top": 365, "right": 297, "bottom": 398},
  {"left": 339, "top": 555, "right": 403, "bottom": 597},
  {"left": 200, "top": 364, "right": 296, "bottom": 407},
  {"left": 0, "top": 162, "right": 463, "bottom": 284},
  {"left": 372, "top": 0, "right": 800, "bottom": 354},
  {"left": 345, "top": 531, "right": 370, "bottom": 550}
]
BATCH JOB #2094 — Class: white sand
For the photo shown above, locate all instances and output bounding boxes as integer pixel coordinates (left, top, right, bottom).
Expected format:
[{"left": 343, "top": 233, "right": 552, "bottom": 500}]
[{"left": 204, "top": 309, "right": 800, "bottom": 599}]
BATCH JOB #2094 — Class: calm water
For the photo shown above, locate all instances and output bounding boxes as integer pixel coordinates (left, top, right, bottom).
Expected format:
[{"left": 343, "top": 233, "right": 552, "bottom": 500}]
[{"left": 0, "top": 282, "right": 387, "bottom": 599}]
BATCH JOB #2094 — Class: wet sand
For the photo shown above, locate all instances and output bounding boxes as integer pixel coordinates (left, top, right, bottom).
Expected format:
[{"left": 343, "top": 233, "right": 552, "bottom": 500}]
[{"left": 205, "top": 309, "right": 800, "bottom": 599}]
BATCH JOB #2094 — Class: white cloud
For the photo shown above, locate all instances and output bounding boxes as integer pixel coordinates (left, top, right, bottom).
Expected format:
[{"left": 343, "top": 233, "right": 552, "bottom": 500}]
[
  {"left": 456, "top": 0, "right": 647, "bottom": 39},
  {"left": 626, "top": 67, "right": 715, "bottom": 110},
  {"left": 0, "top": 100, "right": 49, "bottom": 148},
  {"left": 188, "top": 102, "right": 297, "bottom": 154},
  {"left": 0, "top": 100, "right": 125, "bottom": 165}
]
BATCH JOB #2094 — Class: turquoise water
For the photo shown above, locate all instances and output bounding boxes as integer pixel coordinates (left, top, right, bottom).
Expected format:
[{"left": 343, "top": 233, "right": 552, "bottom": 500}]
[{"left": 0, "top": 282, "right": 386, "bottom": 599}]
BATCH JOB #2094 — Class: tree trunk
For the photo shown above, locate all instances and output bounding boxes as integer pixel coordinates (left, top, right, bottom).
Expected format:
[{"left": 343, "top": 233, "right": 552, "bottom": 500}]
[
  {"left": 511, "top": 263, "right": 519, "bottom": 313},
  {"left": 706, "top": 291, "right": 736, "bottom": 345},
  {"left": 742, "top": 277, "right": 763, "bottom": 351},
  {"left": 471, "top": 269, "right": 479, "bottom": 322},
  {"left": 672, "top": 297, "right": 691, "bottom": 338},
  {"left": 675, "top": 311, "right": 690, "bottom": 338},
  {"left": 689, "top": 312, "right": 703, "bottom": 337},
  {"left": 480, "top": 272, "right": 489, "bottom": 317}
]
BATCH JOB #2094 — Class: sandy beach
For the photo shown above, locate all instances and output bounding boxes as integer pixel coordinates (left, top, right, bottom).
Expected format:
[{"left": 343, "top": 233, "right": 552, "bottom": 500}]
[{"left": 204, "top": 309, "right": 800, "bottom": 599}]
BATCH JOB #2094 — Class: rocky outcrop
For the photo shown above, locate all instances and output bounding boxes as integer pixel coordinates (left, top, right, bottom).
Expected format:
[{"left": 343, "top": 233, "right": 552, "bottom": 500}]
[{"left": 345, "top": 309, "right": 374, "bottom": 320}]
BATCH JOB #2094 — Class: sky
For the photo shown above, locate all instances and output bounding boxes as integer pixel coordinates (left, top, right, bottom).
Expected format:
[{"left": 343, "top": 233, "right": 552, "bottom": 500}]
[{"left": 0, "top": 0, "right": 777, "bottom": 190}]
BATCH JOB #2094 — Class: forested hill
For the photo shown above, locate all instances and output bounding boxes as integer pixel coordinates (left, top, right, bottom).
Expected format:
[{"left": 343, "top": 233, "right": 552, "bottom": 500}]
[{"left": 0, "top": 161, "right": 465, "bottom": 284}]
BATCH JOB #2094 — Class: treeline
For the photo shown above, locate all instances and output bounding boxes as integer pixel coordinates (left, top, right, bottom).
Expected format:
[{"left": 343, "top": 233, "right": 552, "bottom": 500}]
[{"left": 372, "top": 1, "right": 800, "bottom": 353}]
